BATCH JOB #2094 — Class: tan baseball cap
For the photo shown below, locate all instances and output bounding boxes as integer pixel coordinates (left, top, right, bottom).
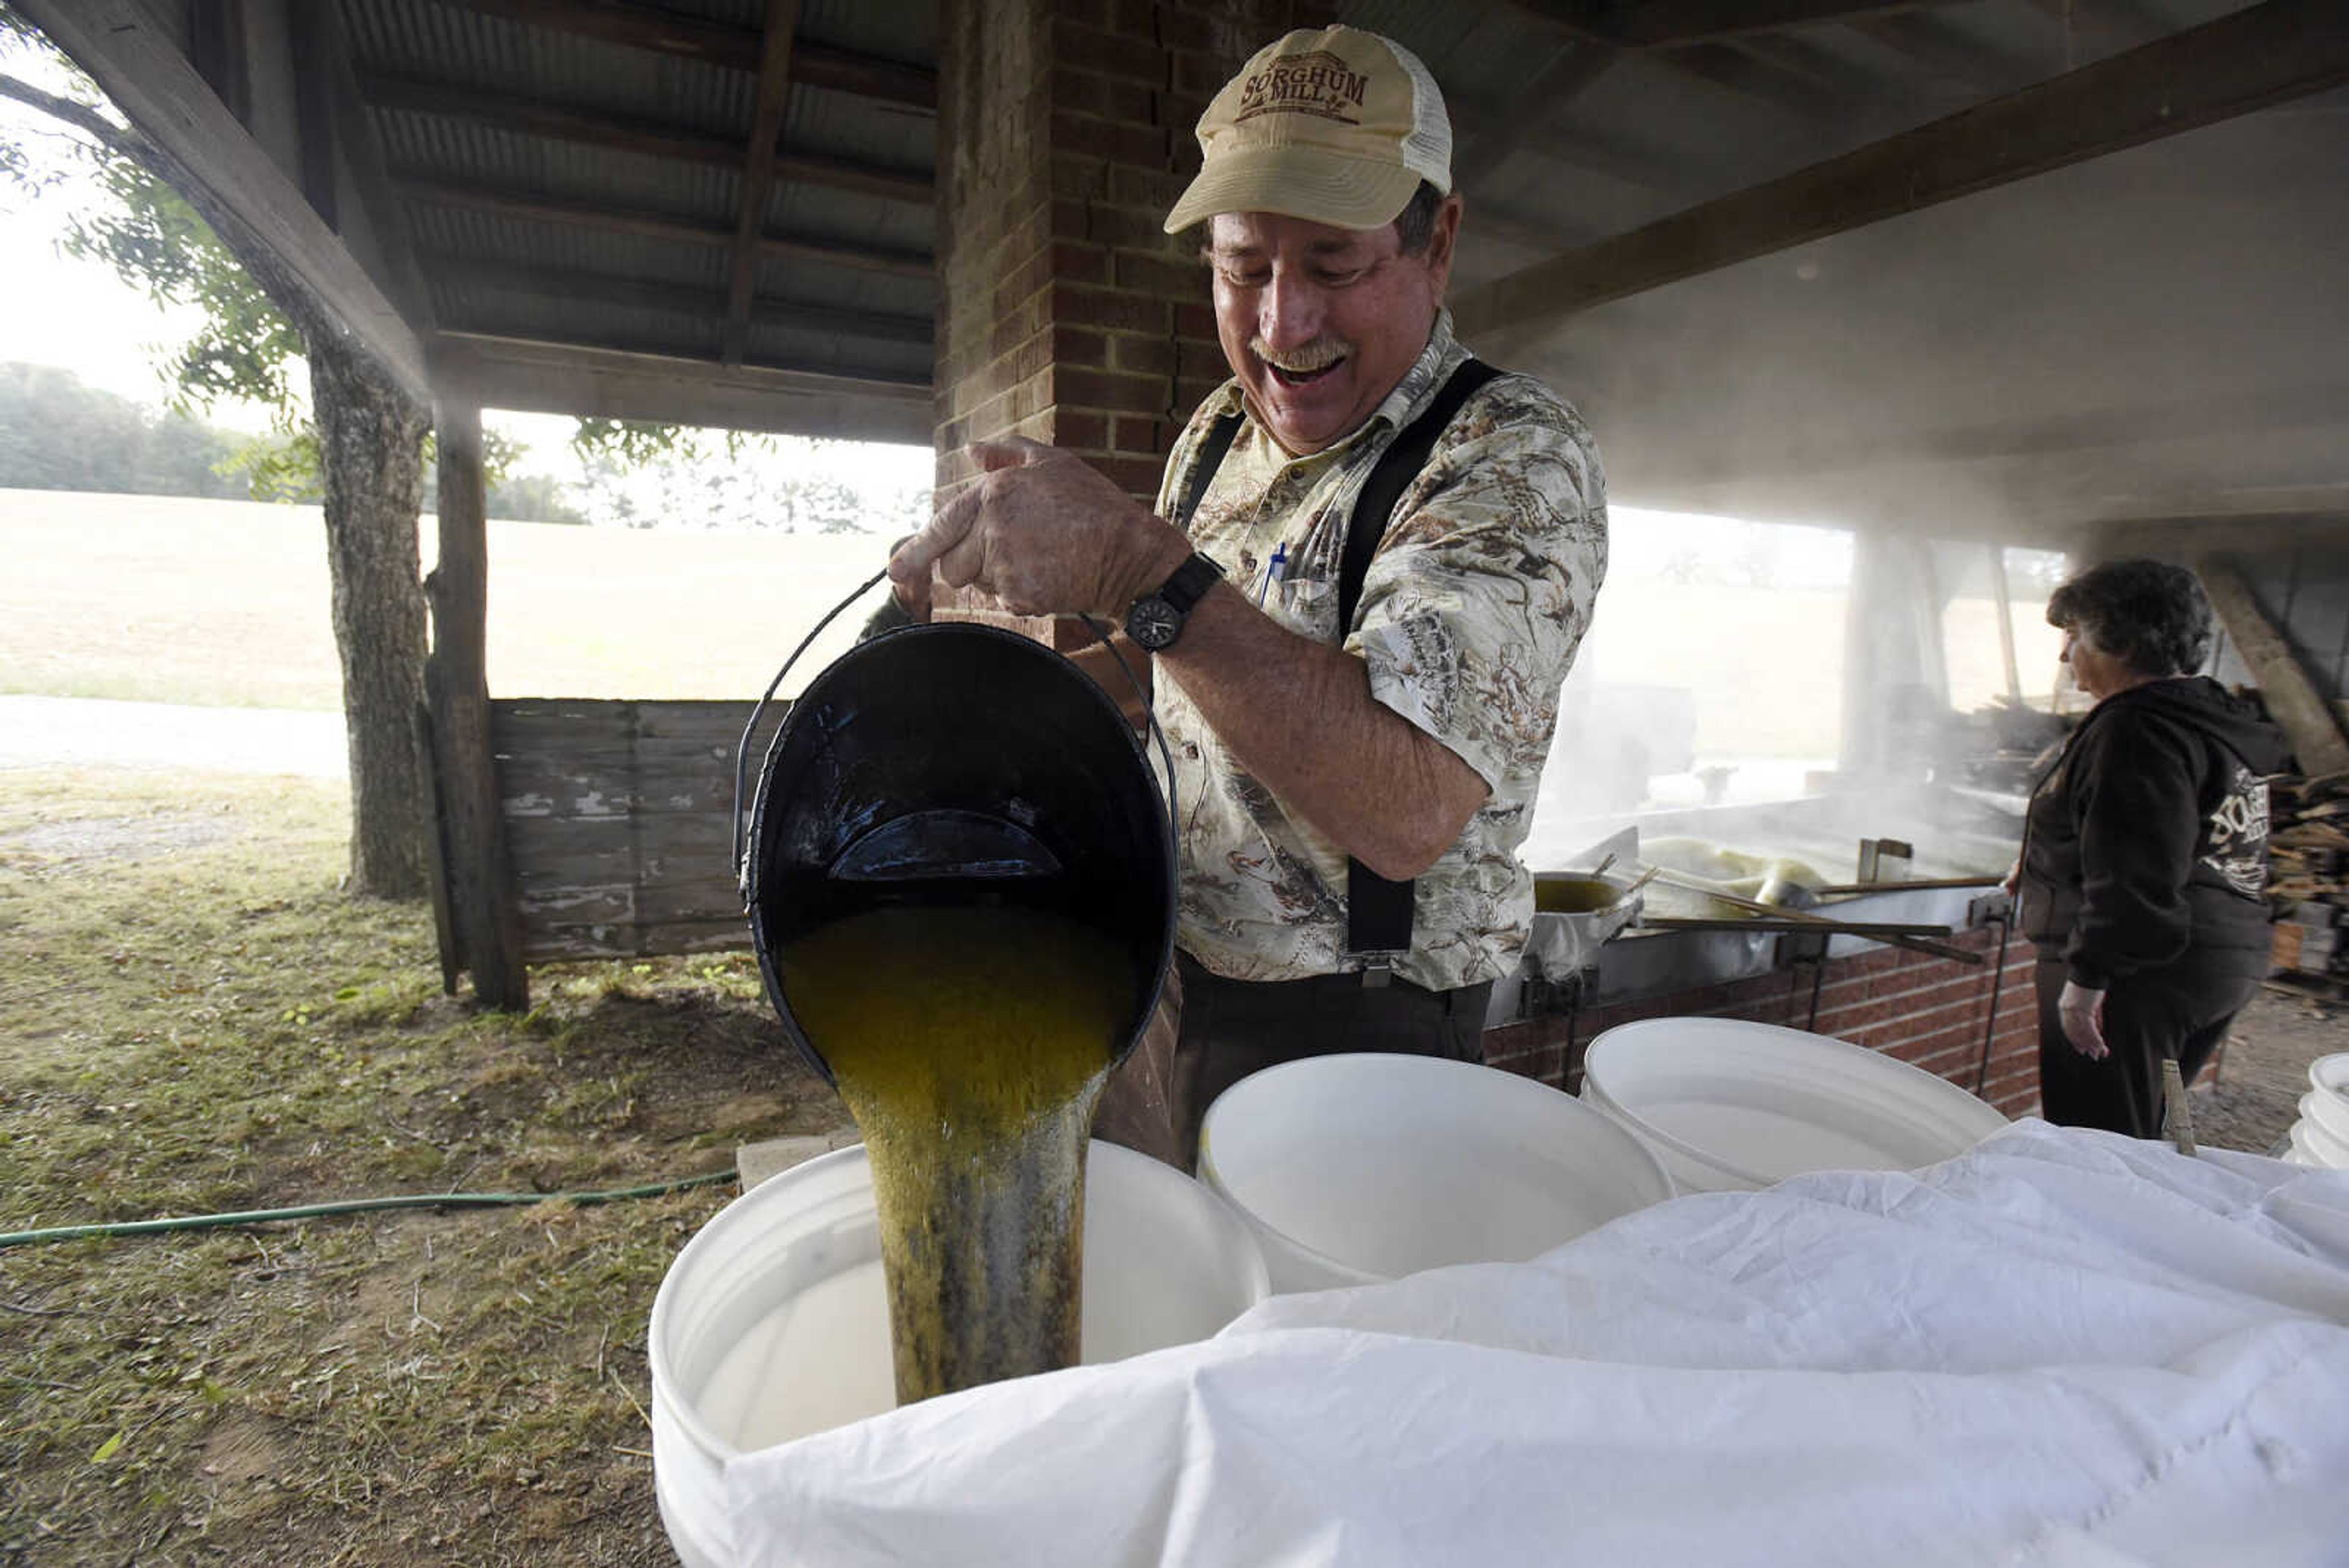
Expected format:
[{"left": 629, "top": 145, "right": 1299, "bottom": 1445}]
[{"left": 1162, "top": 26, "right": 1453, "bottom": 235}]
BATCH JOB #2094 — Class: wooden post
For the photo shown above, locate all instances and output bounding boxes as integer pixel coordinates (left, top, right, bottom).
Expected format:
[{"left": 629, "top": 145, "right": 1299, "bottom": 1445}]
[
  {"left": 2197, "top": 556, "right": 2349, "bottom": 778},
  {"left": 426, "top": 397, "right": 529, "bottom": 1009}
]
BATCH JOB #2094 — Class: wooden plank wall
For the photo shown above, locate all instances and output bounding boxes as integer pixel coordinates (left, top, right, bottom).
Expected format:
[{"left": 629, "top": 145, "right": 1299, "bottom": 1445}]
[{"left": 493, "top": 697, "right": 789, "bottom": 960}]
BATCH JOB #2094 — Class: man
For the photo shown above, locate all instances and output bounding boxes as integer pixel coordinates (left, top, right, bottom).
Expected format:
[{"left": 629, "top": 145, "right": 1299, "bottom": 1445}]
[{"left": 890, "top": 25, "right": 1608, "bottom": 1165}]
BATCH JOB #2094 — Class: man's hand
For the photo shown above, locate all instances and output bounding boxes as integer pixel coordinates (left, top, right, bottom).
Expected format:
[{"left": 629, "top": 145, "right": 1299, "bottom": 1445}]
[
  {"left": 1999, "top": 860, "right": 2021, "bottom": 897},
  {"left": 2057, "top": 980, "right": 2108, "bottom": 1059},
  {"left": 889, "top": 438, "right": 1188, "bottom": 620}
]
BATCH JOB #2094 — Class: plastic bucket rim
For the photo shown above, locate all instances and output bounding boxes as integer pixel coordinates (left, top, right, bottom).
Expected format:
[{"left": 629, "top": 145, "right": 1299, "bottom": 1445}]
[
  {"left": 2309, "top": 1052, "right": 2349, "bottom": 1103},
  {"left": 1580, "top": 1016, "right": 2007, "bottom": 1189},
  {"left": 1581, "top": 1056, "right": 1995, "bottom": 1191},
  {"left": 648, "top": 1142, "right": 876, "bottom": 1468},
  {"left": 2290, "top": 1114, "right": 2349, "bottom": 1169},
  {"left": 741, "top": 621, "right": 1178, "bottom": 1087},
  {"left": 2301, "top": 1082, "right": 2349, "bottom": 1146},
  {"left": 2295, "top": 1093, "right": 2349, "bottom": 1164},
  {"left": 647, "top": 1139, "right": 1272, "bottom": 1468},
  {"left": 1198, "top": 1052, "right": 1677, "bottom": 1284}
]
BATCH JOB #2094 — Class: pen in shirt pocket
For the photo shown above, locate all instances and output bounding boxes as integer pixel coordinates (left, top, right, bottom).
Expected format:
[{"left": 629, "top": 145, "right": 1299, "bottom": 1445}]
[{"left": 1258, "top": 541, "right": 1289, "bottom": 606}]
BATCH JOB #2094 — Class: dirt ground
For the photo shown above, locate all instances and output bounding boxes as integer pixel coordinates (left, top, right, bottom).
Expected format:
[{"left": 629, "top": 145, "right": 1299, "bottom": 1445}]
[{"left": 2192, "top": 985, "right": 2346, "bottom": 1157}]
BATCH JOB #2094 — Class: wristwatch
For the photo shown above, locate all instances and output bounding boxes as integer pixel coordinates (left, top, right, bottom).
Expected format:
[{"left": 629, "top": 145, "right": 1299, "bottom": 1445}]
[{"left": 1125, "top": 551, "right": 1223, "bottom": 652}]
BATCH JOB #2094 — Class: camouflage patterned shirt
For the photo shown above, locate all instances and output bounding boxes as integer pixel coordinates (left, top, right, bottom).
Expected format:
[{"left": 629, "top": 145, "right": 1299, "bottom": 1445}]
[{"left": 1151, "top": 311, "right": 1608, "bottom": 990}]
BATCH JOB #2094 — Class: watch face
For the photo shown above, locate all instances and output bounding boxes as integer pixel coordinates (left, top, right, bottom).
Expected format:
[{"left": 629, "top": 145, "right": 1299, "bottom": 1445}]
[{"left": 1127, "top": 595, "right": 1182, "bottom": 651}]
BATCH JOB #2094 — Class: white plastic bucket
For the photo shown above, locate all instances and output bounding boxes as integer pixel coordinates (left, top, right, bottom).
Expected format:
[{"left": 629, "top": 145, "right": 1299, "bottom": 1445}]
[
  {"left": 1197, "top": 1052, "right": 1676, "bottom": 1293},
  {"left": 1581, "top": 1017, "right": 2009, "bottom": 1192},
  {"left": 649, "top": 1140, "right": 1269, "bottom": 1568},
  {"left": 2304, "top": 1080, "right": 2349, "bottom": 1151},
  {"left": 2309, "top": 1054, "right": 2349, "bottom": 1126},
  {"left": 2292, "top": 1098, "right": 2349, "bottom": 1168}
]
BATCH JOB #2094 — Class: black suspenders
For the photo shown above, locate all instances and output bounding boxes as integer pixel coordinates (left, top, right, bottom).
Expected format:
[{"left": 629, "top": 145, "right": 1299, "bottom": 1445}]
[{"left": 1176, "top": 357, "right": 1505, "bottom": 965}]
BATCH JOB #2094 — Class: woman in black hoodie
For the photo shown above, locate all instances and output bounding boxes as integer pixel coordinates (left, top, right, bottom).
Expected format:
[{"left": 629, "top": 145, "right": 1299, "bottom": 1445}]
[{"left": 2013, "top": 560, "right": 2289, "bottom": 1138}]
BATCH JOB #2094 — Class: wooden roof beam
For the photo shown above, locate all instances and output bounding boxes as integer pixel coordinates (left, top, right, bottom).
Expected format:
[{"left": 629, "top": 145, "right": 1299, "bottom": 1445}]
[
  {"left": 442, "top": 0, "right": 935, "bottom": 110},
  {"left": 429, "top": 256, "right": 932, "bottom": 344},
  {"left": 393, "top": 178, "right": 933, "bottom": 279},
  {"left": 722, "top": 0, "right": 797, "bottom": 367},
  {"left": 1844, "top": 11, "right": 2039, "bottom": 98},
  {"left": 1451, "top": 40, "right": 1622, "bottom": 183},
  {"left": 2058, "top": 510, "right": 2349, "bottom": 560},
  {"left": 433, "top": 333, "right": 932, "bottom": 444},
  {"left": 1455, "top": 0, "right": 2349, "bottom": 339},
  {"left": 2197, "top": 557, "right": 2349, "bottom": 776},
  {"left": 1659, "top": 383, "right": 2349, "bottom": 488},
  {"left": 1649, "top": 39, "right": 1853, "bottom": 124},
  {"left": 15, "top": 0, "right": 431, "bottom": 399},
  {"left": 357, "top": 72, "right": 930, "bottom": 206},
  {"left": 1515, "top": 0, "right": 1968, "bottom": 50}
]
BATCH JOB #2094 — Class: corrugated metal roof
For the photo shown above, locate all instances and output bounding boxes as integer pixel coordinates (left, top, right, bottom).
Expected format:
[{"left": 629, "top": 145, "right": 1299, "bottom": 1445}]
[
  {"left": 377, "top": 112, "right": 743, "bottom": 224},
  {"left": 346, "top": 0, "right": 758, "bottom": 135},
  {"left": 407, "top": 206, "right": 731, "bottom": 291},
  {"left": 300, "top": 0, "right": 2345, "bottom": 518}
]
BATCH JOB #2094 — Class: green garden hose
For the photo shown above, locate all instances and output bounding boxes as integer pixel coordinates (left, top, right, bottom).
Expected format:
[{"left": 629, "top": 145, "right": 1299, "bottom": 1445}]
[{"left": 0, "top": 1170, "right": 737, "bottom": 1249}]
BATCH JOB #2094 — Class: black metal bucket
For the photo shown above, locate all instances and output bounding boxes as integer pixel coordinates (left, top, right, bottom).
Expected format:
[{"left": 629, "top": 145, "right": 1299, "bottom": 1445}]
[{"left": 740, "top": 620, "right": 1176, "bottom": 1085}]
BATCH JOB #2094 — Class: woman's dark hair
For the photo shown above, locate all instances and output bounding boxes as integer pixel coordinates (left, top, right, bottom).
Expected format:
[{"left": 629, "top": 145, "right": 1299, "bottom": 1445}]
[{"left": 2044, "top": 559, "right": 2214, "bottom": 678}]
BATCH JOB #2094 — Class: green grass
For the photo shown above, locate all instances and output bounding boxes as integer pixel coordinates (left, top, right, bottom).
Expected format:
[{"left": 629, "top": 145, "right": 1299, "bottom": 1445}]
[{"left": 0, "top": 767, "right": 852, "bottom": 1566}]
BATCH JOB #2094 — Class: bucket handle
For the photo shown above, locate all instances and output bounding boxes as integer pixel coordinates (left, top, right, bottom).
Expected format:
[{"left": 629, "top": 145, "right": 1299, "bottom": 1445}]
[
  {"left": 732, "top": 566, "right": 891, "bottom": 901},
  {"left": 730, "top": 577, "right": 1182, "bottom": 905}
]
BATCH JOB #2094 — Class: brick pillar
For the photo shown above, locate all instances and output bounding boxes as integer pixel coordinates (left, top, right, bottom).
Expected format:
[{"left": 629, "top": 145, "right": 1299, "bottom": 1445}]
[{"left": 932, "top": 0, "right": 1329, "bottom": 636}]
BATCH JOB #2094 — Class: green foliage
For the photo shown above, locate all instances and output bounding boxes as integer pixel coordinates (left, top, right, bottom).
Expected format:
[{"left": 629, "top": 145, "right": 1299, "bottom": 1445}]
[
  {"left": 215, "top": 425, "right": 324, "bottom": 502},
  {"left": 486, "top": 470, "right": 590, "bottom": 526},
  {"left": 58, "top": 130, "right": 305, "bottom": 426},
  {"left": 0, "top": 360, "right": 250, "bottom": 497},
  {"left": 572, "top": 416, "right": 770, "bottom": 467}
]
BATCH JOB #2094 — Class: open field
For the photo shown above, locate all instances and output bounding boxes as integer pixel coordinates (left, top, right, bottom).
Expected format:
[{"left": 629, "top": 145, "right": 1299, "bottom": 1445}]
[
  {"left": 1, "top": 487, "right": 2060, "bottom": 765},
  {"left": 0, "top": 489, "right": 895, "bottom": 711}
]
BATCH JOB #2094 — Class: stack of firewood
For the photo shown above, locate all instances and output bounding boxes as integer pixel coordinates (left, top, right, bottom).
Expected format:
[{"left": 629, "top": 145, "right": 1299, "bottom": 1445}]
[{"left": 2269, "top": 770, "right": 2349, "bottom": 987}]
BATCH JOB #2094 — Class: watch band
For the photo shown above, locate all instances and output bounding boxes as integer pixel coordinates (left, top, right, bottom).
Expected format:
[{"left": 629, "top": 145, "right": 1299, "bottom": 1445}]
[
  {"left": 1126, "top": 551, "right": 1224, "bottom": 650},
  {"left": 1156, "top": 551, "right": 1223, "bottom": 614}
]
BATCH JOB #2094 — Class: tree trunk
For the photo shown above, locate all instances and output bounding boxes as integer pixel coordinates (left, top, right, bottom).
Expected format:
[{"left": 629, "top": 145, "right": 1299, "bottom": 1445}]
[{"left": 310, "top": 331, "right": 434, "bottom": 897}]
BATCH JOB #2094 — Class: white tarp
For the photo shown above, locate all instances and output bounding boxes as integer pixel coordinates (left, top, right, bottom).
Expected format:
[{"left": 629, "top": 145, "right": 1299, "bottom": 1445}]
[{"left": 728, "top": 1121, "right": 2349, "bottom": 1566}]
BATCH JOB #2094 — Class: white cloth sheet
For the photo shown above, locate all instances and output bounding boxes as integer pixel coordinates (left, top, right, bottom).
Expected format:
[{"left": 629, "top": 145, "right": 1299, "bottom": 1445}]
[{"left": 727, "top": 1121, "right": 2349, "bottom": 1566}]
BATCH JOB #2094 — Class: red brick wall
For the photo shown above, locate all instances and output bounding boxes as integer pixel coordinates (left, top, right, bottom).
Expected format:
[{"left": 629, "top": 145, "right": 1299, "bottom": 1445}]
[
  {"left": 1483, "top": 926, "right": 2046, "bottom": 1118},
  {"left": 934, "top": 0, "right": 1332, "bottom": 507}
]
